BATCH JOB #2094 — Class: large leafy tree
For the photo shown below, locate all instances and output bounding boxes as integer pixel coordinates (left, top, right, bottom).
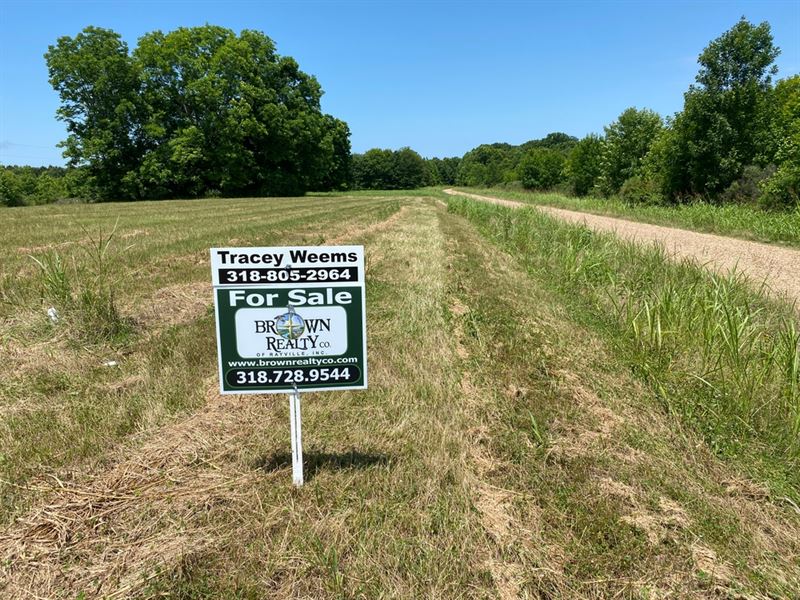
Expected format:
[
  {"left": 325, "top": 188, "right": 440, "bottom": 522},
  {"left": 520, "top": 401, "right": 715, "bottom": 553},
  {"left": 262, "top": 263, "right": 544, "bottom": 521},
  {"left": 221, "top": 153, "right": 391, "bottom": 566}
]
[
  {"left": 45, "top": 27, "right": 142, "bottom": 200},
  {"left": 315, "top": 116, "right": 353, "bottom": 192},
  {"left": 352, "top": 149, "right": 394, "bottom": 189},
  {"left": 599, "top": 107, "right": 663, "bottom": 196},
  {"left": 658, "top": 18, "right": 781, "bottom": 198},
  {"left": 391, "top": 147, "right": 429, "bottom": 189},
  {"left": 567, "top": 134, "right": 604, "bottom": 196},
  {"left": 518, "top": 148, "right": 565, "bottom": 190},
  {"left": 351, "top": 147, "right": 429, "bottom": 190},
  {"left": 45, "top": 26, "right": 350, "bottom": 199}
]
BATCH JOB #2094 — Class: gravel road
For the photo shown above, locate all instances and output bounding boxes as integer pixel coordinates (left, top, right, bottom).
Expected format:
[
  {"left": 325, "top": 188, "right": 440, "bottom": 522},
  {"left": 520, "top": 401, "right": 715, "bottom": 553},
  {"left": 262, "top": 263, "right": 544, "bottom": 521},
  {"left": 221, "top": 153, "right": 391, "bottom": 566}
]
[{"left": 443, "top": 189, "right": 800, "bottom": 307}]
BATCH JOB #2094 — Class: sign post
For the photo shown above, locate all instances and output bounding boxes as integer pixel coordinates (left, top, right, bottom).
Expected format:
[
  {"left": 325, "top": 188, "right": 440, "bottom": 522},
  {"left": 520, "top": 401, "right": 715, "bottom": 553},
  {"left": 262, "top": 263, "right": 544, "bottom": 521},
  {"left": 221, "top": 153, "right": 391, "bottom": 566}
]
[
  {"left": 289, "top": 386, "right": 303, "bottom": 486},
  {"left": 210, "top": 246, "right": 368, "bottom": 487}
]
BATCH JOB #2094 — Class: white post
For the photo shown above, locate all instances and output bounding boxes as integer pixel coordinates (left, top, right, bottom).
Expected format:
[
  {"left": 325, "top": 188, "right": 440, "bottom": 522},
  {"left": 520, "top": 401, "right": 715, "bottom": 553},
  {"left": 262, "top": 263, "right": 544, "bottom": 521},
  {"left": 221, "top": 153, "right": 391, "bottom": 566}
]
[{"left": 289, "top": 388, "right": 304, "bottom": 486}]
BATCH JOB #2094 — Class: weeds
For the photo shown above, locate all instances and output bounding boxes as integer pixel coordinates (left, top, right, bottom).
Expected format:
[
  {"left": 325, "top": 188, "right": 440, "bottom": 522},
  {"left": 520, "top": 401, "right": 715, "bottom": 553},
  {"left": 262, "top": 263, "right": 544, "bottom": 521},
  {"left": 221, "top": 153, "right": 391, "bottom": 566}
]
[
  {"left": 28, "top": 252, "right": 71, "bottom": 307},
  {"left": 29, "top": 221, "right": 131, "bottom": 343},
  {"left": 448, "top": 197, "right": 800, "bottom": 493},
  {"left": 528, "top": 411, "right": 545, "bottom": 446}
]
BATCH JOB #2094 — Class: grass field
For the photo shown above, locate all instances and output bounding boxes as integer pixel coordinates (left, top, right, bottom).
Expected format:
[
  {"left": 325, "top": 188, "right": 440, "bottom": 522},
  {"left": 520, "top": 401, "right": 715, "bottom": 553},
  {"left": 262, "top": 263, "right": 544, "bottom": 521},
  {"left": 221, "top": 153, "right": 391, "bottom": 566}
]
[
  {"left": 1, "top": 192, "right": 799, "bottom": 597},
  {"left": 456, "top": 187, "right": 800, "bottom": 247}
]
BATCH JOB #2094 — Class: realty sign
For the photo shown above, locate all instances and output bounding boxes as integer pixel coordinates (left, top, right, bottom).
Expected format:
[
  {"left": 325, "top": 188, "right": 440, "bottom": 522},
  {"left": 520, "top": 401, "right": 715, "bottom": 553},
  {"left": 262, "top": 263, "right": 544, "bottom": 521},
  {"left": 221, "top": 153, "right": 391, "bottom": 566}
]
[{"left": 211, "top": 246, "right": 367, "bottom": 394}]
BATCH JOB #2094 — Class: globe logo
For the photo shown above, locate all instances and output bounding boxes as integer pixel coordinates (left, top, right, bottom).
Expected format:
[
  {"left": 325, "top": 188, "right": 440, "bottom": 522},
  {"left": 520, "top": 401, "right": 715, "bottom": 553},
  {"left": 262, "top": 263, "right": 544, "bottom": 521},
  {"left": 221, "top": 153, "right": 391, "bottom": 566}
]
[{"left": 275, "top": 307, "right": 305, "bottom": 340}]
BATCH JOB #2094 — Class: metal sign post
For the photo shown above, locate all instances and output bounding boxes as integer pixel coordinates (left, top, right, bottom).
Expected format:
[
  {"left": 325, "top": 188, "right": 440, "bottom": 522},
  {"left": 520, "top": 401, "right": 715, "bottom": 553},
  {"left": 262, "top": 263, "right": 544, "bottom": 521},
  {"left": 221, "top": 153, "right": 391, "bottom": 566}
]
[{"left": 289, "top": 386, "right": 303, "bottom": 486}]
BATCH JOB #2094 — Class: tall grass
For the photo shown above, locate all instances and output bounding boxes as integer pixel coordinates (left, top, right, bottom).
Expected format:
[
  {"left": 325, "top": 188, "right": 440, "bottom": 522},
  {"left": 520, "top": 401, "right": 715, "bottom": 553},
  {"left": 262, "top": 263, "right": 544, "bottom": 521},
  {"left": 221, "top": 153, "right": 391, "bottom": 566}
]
[
  {"left": 461, "top": 187, "right": 800, "bottom": 247},
  {"left": 448, "top": 197, "right": 800, "bottom": 489},
  {"left": 29, "top": 222, "right": 131, "bottom": 343}
]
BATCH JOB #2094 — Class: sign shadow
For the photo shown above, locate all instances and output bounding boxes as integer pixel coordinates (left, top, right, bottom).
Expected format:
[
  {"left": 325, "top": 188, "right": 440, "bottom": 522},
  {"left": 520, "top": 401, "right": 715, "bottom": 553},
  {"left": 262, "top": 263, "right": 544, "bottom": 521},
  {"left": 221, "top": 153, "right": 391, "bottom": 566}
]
[{"left": 254, "top": 448, "right": 392, "bottom": 483}]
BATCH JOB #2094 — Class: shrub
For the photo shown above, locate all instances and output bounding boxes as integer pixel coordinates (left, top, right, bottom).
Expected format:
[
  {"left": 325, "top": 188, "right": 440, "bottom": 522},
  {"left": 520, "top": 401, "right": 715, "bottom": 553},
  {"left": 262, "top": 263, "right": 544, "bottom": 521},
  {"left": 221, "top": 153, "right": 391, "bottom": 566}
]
[
  {"left": 619, "top": 176, "right": 664, "bottom": 206},
  {"left": 518, "top": 148, "right": 565, "bottom": 190},
  {"left": 567, "top": 134, "right": 604, "bottom": 196},
  {"left": 720, "top": 164, "right": 776, "bottom": 205},
  {"left": 759, "top": 163, "right": 800, "bottom": 211}
]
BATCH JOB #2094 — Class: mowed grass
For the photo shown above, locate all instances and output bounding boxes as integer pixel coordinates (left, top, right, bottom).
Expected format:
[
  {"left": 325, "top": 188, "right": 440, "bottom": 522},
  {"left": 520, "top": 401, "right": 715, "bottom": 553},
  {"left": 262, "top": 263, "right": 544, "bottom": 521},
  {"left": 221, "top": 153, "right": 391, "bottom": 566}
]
[
  {"left": 1, "top": 197, "right": 501, "bottom": 597},
  {"left": 0, "top": 193, "right": 799, "bottom": 597},
  {"left": 142, "top": 200, "right": 494, "bottom": 597},
  {"left": 440, "top": 199, "right": 800, "bottom": 597},
  {"left": 0, "top": 195, "right": 401, "bottom": 519},
  {"left": 447, "top": 197, "right": 800, "bottom": 499},
  {"left": 145, "top": 199, "right": 799, "bottom": 597},
  {"left": 0, "top": 194, "right": 401, "bottom": 315},
  {"left": 455, "top": 187, "right": 800, "bottom": 247}
]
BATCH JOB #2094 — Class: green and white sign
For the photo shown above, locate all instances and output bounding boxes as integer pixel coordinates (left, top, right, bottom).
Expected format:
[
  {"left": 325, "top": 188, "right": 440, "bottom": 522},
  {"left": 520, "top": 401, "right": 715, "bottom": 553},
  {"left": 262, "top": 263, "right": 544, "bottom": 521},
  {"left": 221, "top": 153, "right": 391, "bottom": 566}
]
[{"left": 211, "top": 246, "right": 367, "bottom": 395}]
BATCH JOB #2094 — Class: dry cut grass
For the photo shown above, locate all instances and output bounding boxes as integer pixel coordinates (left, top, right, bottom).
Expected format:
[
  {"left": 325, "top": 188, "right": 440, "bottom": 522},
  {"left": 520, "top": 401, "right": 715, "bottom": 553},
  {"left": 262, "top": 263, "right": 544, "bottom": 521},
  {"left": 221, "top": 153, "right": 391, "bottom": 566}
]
[{"left": 1, "top": 194, "right": 798, "bottom": 598}]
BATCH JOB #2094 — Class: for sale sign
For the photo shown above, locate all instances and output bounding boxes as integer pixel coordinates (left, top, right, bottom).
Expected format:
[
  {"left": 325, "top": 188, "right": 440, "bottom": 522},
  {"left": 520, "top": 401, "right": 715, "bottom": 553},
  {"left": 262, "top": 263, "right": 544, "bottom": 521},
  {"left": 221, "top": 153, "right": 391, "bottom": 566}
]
[{"left": 211, "top": 246, "right": 367, "bottom": 394}]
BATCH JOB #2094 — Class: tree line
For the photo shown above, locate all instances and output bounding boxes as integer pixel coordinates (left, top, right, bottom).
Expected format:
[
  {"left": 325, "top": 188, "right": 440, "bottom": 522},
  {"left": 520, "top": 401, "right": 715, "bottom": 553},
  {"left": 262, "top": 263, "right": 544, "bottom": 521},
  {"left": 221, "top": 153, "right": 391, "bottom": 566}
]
[
  {"left": 353, "top": 18, "right": 796, "bottom": 210},
  {"left": 448, "top": 19, "right": 797, "bottom": 210},
  {"left": 0, "top": 166, "right": 72, "bottom": 207},
  {"left": 2, "top": 18, "right": 796, "bottom": 210},
  {"left": 350, "top": 149, "right": 459, "bottom": 189}
]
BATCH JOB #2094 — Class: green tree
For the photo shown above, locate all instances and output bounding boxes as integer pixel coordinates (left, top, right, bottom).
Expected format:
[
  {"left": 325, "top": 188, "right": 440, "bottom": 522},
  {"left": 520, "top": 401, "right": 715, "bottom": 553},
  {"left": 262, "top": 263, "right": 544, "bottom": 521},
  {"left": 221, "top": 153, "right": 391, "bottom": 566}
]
[
  {"left": 456, "top": 144, "right": 521, "bottom": 186},
  {"left": 567, "top": 134, "right": 604, "bottom": 196},
  {"left": 658, "top": 18, "right": 781, "bottom": 199},
  {"left": 439, "top": 157, "right": 461, "bottom": 185},
  {"left": 760, "top": 75, "right": 800, "bottom": 209},
  {"left": 45, "top": 27, "right": 142, "bottom": 200},
  {"left": 0, "top": 166, "right": 69, "bottom": 206},
  {"left": 427, "top": 157, "right": 460, "bottom": 186},
  {"left": 696, "top": 18, "right": 779, "bottom": 92},
  {"left": 45, "top": 25, "right": 350, "bottom": 199},
  {"left": 599, "top": 107, "right": 663, "bottom": 196},
  {"left": 425, "top": 159, "right": 442, "bottom": 185},
  {"left": 0, "top": 170, "right": 22, "bottom": 207},
  {"left": 352, "top": 149, "right": 393, "bottom": 189},
  {"left": 313, "top": 116, "right": 352, "bottom": 191},
  {"left": 518, "top": 148, "right": 565, "bottom": 190},
  {"left": 351, "top": 147, "right": 428, "bottom": 190},
  {"left": 521, "top": 132, "right": 578, "bottom": 155},
  {"left": 390, "top": 147, "right": 428, "bottom": 189}
]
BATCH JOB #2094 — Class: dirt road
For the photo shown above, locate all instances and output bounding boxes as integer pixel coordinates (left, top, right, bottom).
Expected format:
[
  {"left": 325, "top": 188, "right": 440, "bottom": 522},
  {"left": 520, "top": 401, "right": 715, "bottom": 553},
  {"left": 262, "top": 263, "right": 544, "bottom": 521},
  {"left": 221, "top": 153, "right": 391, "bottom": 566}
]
[{"left": 443, "top": 189, "right": 800, "bottom": 307}]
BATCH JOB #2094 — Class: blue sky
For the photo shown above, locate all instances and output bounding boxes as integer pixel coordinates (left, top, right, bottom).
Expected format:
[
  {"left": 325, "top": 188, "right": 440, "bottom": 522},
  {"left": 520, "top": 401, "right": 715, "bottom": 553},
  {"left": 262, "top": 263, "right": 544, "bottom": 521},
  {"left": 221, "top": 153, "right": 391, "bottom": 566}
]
[{"left": 1, "top": 0, "right": 798, "bottom": 166}]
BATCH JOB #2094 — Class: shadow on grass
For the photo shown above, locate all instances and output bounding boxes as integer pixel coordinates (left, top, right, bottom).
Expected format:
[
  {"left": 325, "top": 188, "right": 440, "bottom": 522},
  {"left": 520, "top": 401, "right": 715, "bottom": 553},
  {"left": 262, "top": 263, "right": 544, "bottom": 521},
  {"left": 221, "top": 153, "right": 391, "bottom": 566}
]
[{"left": 254, "top": 449, "right": 392, "bottom": 483}]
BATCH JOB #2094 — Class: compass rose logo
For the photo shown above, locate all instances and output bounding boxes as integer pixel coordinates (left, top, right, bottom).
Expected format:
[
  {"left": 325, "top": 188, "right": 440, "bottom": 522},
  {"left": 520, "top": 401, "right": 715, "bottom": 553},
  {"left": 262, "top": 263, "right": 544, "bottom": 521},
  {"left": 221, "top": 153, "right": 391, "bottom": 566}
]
[{"left": 275, "top": 305, "right": 305, "bottom": 340}]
